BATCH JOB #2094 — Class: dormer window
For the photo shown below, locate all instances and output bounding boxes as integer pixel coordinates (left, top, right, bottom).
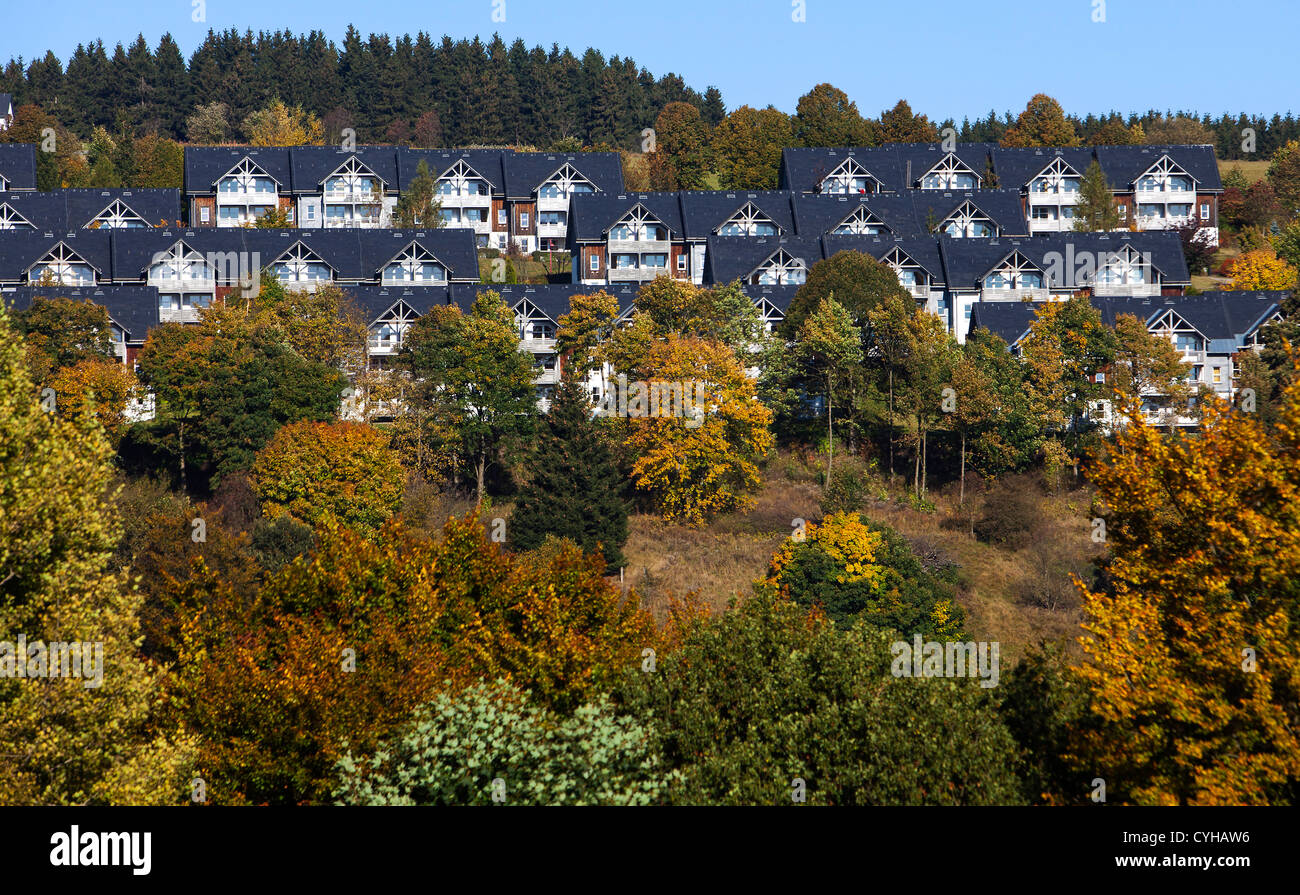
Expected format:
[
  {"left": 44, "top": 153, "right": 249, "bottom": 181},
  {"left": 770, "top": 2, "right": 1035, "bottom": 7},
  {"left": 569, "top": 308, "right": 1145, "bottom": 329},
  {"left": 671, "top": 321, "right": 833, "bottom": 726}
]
[
  {"left": 982, "top": 252, "right": 1043, "bottom": 290},
  {"left": 942, "top": 201, "right": 998, "bottom": 238},
  {"left": 1030, "top": 157, "right": 1081, "bottom": 194},
  {"left": 324, "top": 157, "right": 381, "bottom": 199},
  {"left": 753, "top": 249, "right": 807, "bottom": 286},
  {"left": 435, "top": 160, "right": 489, "bottom": 197},
  {"left": 831, "top": 205, "right": 888, "bottom": 236},
  {"left": 920, "top": 153, "right": 980, "bottom": 190},
  {"left": 217, "top": 158, "right": 277, "bottom": 196},
  {"left": 28, "top": 243, "right": 95, "bottom": 286},
  {"left": 274, "top": 243, "right": 332, "bottom": 284},
  {"left": 609, "top": 206, "right": 668, "bottom": 242},
  {"left": 381, "top": 243, "right": 447, "bottom": 284},
  {"left": 0, "top": 202, "right": 34, "bottom": 230},
  {"left": 149, "top": 242, "right": 216, "bottom": 284},
  {"left": 820, "top": 157, "right": 879, "bottom": 195},
  {"left": 716, "top": 202, "right": 781, "bottom": 237},
  {"left": 89, "top": 199, "right": 150, "bottom": 229},
  {"left": 1136, "top": 156, "right": 1195, "bottom": 193},
  {"left": 538, "top": 164, "right": 596, "bottom": 199}
]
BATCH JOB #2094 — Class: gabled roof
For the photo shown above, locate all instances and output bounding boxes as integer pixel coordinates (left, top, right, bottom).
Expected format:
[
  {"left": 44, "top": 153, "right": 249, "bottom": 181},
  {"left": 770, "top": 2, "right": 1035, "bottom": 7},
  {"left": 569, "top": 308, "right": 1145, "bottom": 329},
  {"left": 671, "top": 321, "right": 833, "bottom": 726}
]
[
  {"left": 110, "top": 228, "right": 251, "bottom": 281},
  {"left": 1, "top": 284, "right": 161, "bottom": 342},
  {"left": 66, "top": 188, "right": 181, "bottom": 228},
  {"left": 820, "top": 234, "right": 947, "bottom": 282},
  {"left": 288, "top": 146, "right": 401, "bottom": 194},
  {"left": 703, "top": 235, "right": 822, "bottom": 285},
  {"left": 0, "top": 230, "right": 114, "bottom": 282},
  {"left": 779, "top": 145, "right": 907, "bottom": 193},
  {"left": 1094, "top": 145, "right": 1222, "bottom": 191},
  {"left": 397, "top": 148, "right": 507, "bottom": 193},
  {"left": 0, "top": 93, "right": 12, "bottom": 116},
  {"left": 0, "top": 143, "right": 38, "bottom": 190},
  {"left": 342, "top": 285, "right": 452, "bottom": 323},
  {"left": 0, "top": 191, "right": 67, "bottom": 229},
  {"left": 678, "top": 190, "right": 797, "bottom": 239},
  {"left": 790, "top": 193, "right": 918, "bottom": 237},
  {"left": 938, "top": 231, "right": 1189, "bottom": 289},
  {"left": 989, "top": 147, "right": 1097, "bottom": 190},
  {"left": 355, "top": 228, "right": 480, "bottom": 282},
  {"left": 895, "top": 143, "right": 997, "bottom": 187},
  {"left": 909, "top": 189, "right": 1029, "bottom": 236},
  {"left": 741, "top": 283, "right": 802, "bottom": 314},
  {"left": 184, "top": 147, "right": 294, "bottom": 195},
  {"left": 566, "top": 192, "right": 687, "bottom": 244},
  {"left": 451, "top": 282, "right": 603, "bottom": 322},
  {"left": 502, "top": 152, "right": 625, "bottom": 198}
]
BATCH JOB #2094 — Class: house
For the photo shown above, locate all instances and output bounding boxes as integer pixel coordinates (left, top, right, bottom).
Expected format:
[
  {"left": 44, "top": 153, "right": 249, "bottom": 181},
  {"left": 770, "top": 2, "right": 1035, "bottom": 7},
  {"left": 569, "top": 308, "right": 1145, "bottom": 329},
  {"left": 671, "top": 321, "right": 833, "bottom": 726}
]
[
  {"left": 0, "top": 94, "right": 13, "bottom": 131},
  {"left": 567, "top": 192, "right": 691, "bottom": 287},
  {"left": 398, "top": 149, "right": 506, "bottom": 247},
  {"left": 184, "top": 147, "right": 295, "bottom": 227},
  {"left": 1094, "top": 145, "right": 1222, "bottom": 244},
  {"left": 0, "top": 229, "right": 114, "bottom": 287},
  {"left": 0, "top": 188, "right": 180, "bottom": 230},
  {"left": 0, "top": 143, "right": 37, "bottom": 191},
  {"left": 289, "top": 146, "right": 402, "bottom": 228},
  {"left": 501, "top": 151, "right": 624, "bottom": 253},
  {"left": 990, "top": 147, "right": 1099, "bottom": 233}
]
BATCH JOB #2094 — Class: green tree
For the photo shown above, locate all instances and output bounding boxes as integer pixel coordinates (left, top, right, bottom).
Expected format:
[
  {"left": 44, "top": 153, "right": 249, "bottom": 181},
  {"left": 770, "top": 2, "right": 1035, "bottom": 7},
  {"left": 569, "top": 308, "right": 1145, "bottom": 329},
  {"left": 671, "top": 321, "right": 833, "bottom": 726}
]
[
  {"left": 614, "top": 589, "right": 1021, "bottom": 805},
  {"left": 14, "top": 295, "right": 117, "bottom": 385},
  {"left": 783, "top": 250, "right": 912, "bottom": 336},
  {"left": 875, "top": 99, "right": 939, "bottom": 143},
  {"left": 795, "top": 295, "right": 863, "bottom": 479},
  {"left": 711, "top": 105, "right": 794, "bottom": 190},
  {"left": 793, "top": 83, "right": 874, "bottom": 147},
  {"left": 648, "top": 101, "right": 711, "bottom": 190},
  {"left": 336, "top": 681, "right": 673, "bottom": 805},
  {"left": 510, "top": 373, "right": 629, "bottom": 570},
  {"left": 392, "top": 159, "right": 444, "bottom": 228},
  {"left": 401, "top": 291, "right": 537, "bottom": 502},
  {"left": 1267, "top": 139, "right": 1300, "bottom": 218},
  {"left": 1073, "top": 160, "right": 1122, "bottom": 232}
]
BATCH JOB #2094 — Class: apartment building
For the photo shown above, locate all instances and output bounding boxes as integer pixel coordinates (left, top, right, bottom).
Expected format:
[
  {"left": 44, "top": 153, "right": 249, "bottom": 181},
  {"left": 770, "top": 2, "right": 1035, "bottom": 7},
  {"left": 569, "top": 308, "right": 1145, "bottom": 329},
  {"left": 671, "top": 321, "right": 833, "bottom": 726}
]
[
  {"left": 0, "top": 188, "right": 180, "bottom": 230},
  {"left": 290, "top": 146, "right": 402, "bottom": 228},
  {"left": 500, "top": 152, "right": 624, "bottom": 253},
  {"left": 568, "top": 192, "right": 692, "bottom": 287},
  {"left": 970, "top": 290, "right": 1287, "bottom": 426},
  {"left": 783, "top": 143, "right": 1223, "bottom": 244}
]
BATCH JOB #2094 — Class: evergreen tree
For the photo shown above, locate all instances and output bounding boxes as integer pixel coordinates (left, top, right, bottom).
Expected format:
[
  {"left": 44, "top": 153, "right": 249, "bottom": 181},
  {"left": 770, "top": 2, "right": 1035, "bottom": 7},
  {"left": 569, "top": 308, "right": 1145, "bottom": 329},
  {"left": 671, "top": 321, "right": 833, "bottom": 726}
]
[
  {"left": 1073, "top": 160, "right": 1122, "bottom": 232},
  {"left": 510, "top": 373, "right": 628, "bottom": 570}
]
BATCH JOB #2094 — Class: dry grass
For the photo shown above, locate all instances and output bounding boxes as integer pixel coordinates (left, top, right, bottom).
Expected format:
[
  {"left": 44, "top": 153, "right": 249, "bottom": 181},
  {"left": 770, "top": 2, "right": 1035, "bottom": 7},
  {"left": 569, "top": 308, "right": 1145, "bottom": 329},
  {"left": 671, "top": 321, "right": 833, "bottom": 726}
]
[
  {"left": 1218, "top": 158, "right": 1270, "bottom": 185},
  {"left": 621, "top": 453, "right": 1098, "bottom": 662}
]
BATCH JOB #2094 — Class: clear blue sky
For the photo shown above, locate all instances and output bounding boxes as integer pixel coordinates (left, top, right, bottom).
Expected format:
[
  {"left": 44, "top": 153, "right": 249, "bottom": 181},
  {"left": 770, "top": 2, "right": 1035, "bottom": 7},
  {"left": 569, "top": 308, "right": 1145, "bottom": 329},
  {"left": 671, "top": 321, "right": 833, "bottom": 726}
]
[{"left": 2, "top": 0, "right": 1294, "bottom": 121}]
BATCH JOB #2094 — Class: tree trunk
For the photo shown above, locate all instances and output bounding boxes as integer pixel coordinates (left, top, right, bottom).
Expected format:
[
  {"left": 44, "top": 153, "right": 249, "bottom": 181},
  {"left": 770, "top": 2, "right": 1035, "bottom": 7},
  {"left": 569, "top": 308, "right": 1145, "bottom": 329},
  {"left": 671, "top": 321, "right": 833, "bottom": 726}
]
[
  {"left": 826, "top": 373, "right": 834, "bottom": 483},
  {"left": 887, "top": 367, "right": 895, "bottom": 479},
  {"left": 959, "top": 431, "right": 967, "bottom": 507},
  {"left": 476, "top": 453, "right": 487, "bottom": 506}
]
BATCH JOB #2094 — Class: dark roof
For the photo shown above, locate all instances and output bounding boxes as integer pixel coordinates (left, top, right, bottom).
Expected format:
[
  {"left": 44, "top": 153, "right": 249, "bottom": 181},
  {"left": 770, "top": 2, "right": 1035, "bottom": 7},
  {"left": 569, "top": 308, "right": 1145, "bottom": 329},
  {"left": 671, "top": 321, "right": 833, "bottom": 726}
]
[
  {"left": 968, "top": 301, "right": 1041, "bottom": 346},
  {"left": 908, "top": 189, "right": 1028, "bottom": 236},
  {"left": 288, "top": 146, "right": 402, "bottom": 193},
  {"left": 1099, "top": 291, "right": 1285, "bottom": 350},
  {"left": 350, "top": 228, "right": 481, "bottom": 282},
  {"left": 820, "top": 234, "right": 947, "bottom": 281},
  {"left": 501, "top": 152, "right": 625, "bottom": 198},
  {"left": 109, "top": 228, "right": 252, "bottom": 281},
  {"left": 1, "top": 284, "right": 160, "bottom": 342},
  {"left": 741, "top": 283, "right": 801, "bottom": 314},
  {"left": 397, "top": 148, "right": 507, "bottom": 192},
  {"left": 892, "top": 142, "right": 998, "bottom": 188},
  {"left": 65, "top": 188, "right": 182, "bottom": 228},
  {"left": 0, "top": 93, "right": 12, "bottom": 115},
  {"left": 0, "top": 190, "right": 69, "bottom": 229},
  {"left": 0, "top": 230, "right": 114, "bottom": 282},
  {"left": 678, "top": 190, "right": 798, "bottom": 238},
  {"left": 342, "top": 285, "right": 451, "bottom": 322},
  {"left": 790, "top": 192, "right": 919, "bottom": 237},
  {"left": 0, "top": 143, "right": 38, "bottom": 190},
  {"left": 183, "top": 146, "right": 294, "bottom": 195},
  {"left": 566, "top": 192, "right": 688, "bottom": 244},
  {"left": 703, "top": 235, "right": 822, "bottom": 285},
  {"left": 989, "top": 147, "right": 1098, "bottom": 189},
  {"left": 938, "top": 231, "right": 1189, "bottom": 289},
  {"left": 779, "top": 145, "right": 906, "bottom": 193},
  {"left": 1094, "top": 145, "right": 1222, "bottom": 191}
]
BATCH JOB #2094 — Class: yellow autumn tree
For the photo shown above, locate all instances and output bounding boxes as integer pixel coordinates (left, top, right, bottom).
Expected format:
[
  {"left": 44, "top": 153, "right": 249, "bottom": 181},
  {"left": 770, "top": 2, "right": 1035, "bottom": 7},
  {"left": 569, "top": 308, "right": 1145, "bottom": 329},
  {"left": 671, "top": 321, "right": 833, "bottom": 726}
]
[
  {"left": 241, "top": 98, "right": 324, "bottom": 146},
  {"left": 1071, "top": 368, "right": 1300, "bottom": 805},
  {"left": 50, "top": 358, "right": 140, "bottom": 446},
  {"left": 1226, "top": 248, "right": 1298, "bottom": 291},
  {"left": 625, "top": 335, "right": 773, "bottom": 525}
]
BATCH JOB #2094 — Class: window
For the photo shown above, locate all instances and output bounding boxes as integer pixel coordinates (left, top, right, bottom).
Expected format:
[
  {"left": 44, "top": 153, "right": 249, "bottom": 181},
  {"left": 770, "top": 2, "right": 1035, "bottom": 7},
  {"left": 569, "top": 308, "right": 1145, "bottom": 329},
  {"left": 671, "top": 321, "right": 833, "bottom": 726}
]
[
  {"left": 464, "top": 208, "right": 486, "bottom": 223},
  {"left": 589, "top": 254, "right": 600, "bottom": 272},
  {"left": 286, "top": 208, "right": 294, "bottom": 223},
  {"left": 530, "top": 322, "right": 555, "bottom": 340},
  {"left": 1175, "top": 334, "right": 1203, "bottom": 352},
  {"left": 1117, "top": 205, "right": 1127, "bottom": 220},
  {"left": 1096, "top": 372, "right": 1105, "bottom": 383},
  {"left": 1212, "top": 367, "right": 1222, "bottom": 384},
  {"left": 1200, "top": 203, "right": 1210, "bottom": 219},
  {"left": 440, "top": 208, "right": 461, "bottom": 223},
  {"left": 1031, "top": 206, "right": 1056, "bottom": 220},
  {"left": 642, "top": 254, "right": 667, "bottom": 269},
  {"left": 677, "top": 253, "right": 687, "bottom": 271},
  {"left": 307, "top": 205, "right": 315, "bottom": 220},
  {"left": 520, "top": 212, "right": 530, "bottom": 229},
  {"left": 199, "top": 207, "right": 210, "bottom": 223},
  {"left": 498, "top": 209, "right": 507, "bottom": 225}
]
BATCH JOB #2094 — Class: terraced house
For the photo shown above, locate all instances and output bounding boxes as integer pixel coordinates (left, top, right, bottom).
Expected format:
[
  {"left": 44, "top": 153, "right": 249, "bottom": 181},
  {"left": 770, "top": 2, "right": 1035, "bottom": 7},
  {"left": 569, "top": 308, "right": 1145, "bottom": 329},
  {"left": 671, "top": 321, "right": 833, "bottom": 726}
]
[{"left": 0, "top": 188, "right": 180, "bottom": 230}]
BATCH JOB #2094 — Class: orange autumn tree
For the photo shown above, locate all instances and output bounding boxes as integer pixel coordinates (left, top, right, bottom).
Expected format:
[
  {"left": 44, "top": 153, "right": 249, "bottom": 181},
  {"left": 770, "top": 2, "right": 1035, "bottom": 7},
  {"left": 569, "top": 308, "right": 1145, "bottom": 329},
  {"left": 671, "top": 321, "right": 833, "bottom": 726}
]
[
  {"left": 625, "top": 334, "right": 773, "bottom": 526},
  {"left": 170, "top": 514, "right": 657, "bottom": 805},
  {"left": 1225, "top": 249, "right": 1298, "bottom": 291},
  {"left": 1071, "top": 371, "right": 1300, "bottom": 805},
  {"left": 50, "top": 358, "right": 140, "bottom": 446}
]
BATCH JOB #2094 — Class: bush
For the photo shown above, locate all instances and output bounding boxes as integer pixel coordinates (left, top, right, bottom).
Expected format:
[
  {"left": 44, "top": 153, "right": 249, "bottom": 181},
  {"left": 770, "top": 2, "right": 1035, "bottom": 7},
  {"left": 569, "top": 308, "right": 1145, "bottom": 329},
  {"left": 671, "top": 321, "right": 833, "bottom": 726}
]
[
  {"left": 820, "top": 461, "right": 870, "bottom": 515},
  {"left": 974, "top": 476, "right": 1043, "bottom": 550},
  {"left": 335, "top": 681, "right": 675, "bottom": 806}
]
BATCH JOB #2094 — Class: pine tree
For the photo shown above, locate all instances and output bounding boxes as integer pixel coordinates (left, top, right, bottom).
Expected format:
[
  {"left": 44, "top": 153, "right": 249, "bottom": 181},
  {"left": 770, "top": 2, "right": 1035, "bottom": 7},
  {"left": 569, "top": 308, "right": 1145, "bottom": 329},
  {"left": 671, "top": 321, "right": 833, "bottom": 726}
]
[{"left": 510, "top": 373, "right": 628, "bottom": 570}]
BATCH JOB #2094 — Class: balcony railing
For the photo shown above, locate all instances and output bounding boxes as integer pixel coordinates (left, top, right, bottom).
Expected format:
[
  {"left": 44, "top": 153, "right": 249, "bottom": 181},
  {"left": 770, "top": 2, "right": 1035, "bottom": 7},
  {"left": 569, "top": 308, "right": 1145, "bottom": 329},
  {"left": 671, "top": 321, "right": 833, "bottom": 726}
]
[
  {"left": 159, "top": 307, "right": 201, "bottom": 324},
  {"left": 608, "top": 266, "right": 668, "bottom": 282},
  {"left": 1093, "top": 282, "right": 1160, "bottom": 297},
  {"left": 608, "top": 238, "right": 670, "bottom": 255},
  {"left": 980, "top": 288, "right": 1051, "bottom": 302}
]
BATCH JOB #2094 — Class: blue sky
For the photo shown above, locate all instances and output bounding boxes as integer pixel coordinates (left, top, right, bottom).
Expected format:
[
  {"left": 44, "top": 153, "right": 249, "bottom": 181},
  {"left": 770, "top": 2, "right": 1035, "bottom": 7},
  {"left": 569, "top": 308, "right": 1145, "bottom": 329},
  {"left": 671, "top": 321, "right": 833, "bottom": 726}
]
[{"left": 2, "top": 0, "right": 1294, "bottom": 121}]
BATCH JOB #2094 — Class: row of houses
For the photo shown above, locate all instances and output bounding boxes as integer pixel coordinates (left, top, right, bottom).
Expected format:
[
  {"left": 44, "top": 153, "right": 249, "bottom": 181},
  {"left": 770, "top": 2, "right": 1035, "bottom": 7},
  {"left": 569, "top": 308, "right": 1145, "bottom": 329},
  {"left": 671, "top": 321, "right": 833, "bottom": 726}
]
[
  {"left": 780, "top": 143, "right": 1223, "bottom": 239},
  {"left": 0, "top": 140, "right": 1223, "bottom": 239},
  {"left": 0, "top": 188, "right": 180, "bottom": 229}
]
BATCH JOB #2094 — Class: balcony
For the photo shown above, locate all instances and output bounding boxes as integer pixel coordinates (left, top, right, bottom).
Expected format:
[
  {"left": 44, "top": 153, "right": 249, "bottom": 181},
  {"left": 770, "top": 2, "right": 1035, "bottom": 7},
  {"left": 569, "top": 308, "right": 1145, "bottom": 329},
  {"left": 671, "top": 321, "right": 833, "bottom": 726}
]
[
  {"left": 608, "top": 238, "right": 669, "bottom": 255},
  {"left": 608, "top": 265, "right": 668, "bottom": 282},
  {"left": 532, "top": 368, "right": 560, "bottom": 386},
  {"left": 980, "top": 288, "right": 1051, "bottom": 302},
  {"left": 537, "top": 195, "right": 570, "bottom": 213},
  {"left": 367, "top": 338, "right": 402, "bottom": 355},
  {"left": 323, "top": 189, "right": 381, "bottom": 203},
  {"left": 522, "top": 337, "right": 557, "bottom": 352},
  {"left": 159, "top": 307, "right": 201, "bottom": 324},
  {"left": 1093, "top": 282, "right": 1160, "bottom": 297}
]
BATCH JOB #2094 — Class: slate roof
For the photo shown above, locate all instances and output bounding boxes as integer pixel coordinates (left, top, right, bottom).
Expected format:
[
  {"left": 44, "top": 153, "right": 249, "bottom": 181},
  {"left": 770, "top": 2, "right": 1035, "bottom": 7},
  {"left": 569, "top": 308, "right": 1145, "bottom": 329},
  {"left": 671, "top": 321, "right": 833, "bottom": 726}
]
[
  {"left": 0, "top": 190, "right": 69, "bottom": 229},
  {"left": 990, "top": 146, "right": 1098, "bottom": 189},
  {"left": 820, "top": 234, "right": 947, "bottom": 281},
  {"left": 0, "top": 230, "right": 115, "bottom": 282},
  {"left": 183, "top": 146, "right": 294, "bottom": 195},
  {"left": 1095, "top": 144, "right": 1222, "bottom": 191},
  {"left": 908, "top": 189, "right": 1029, "bottom": 236},
  {"left": 779, "top": 145, "right": 905, "bottom": 193},
  {"left": 566, "top": 192, "right": 688, "bottom": 244},
  {"left": 1, "top": 284, "right": 160, "bottom": 342},
  {"left": 677, "top": 190, "right": 798, "bottom": 239},
  {"left": 0, "top": 143, "right": 38, "bottom": 190},
  {"left": 397, "top": 148, "right": 507, "bottom": 192},
  {"left": 703, "top": 235, "right": 823, "bottom": 285},
  {"left": 741, "top": 283, "right": 802, "bottom": 314},
  {"left": 502, "top": 152, "right": 625, "bottom": 198},
  {"left": 65, "top": 188, "right": 182, "bottom": 228},
  {"left": 938, "top": 231, "right": 1189, "bottom": 290},
  {"left": 968, "top": 301, "right": 1042, "bottom": 346},
  {"left": 288, "top": 146, "right": 402, "bottom": 194},
  {"left": 109, "top": 228, "right": 253, "bottom": 281},
  {"left": 790, "top": 193, "right": 919, "bottom": 237},
  {"left": 892, "top": 142, "right": 999, "bottom": 188},
  {"left": 342, "top": 285, "right": 452, "bottom": 322}
]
